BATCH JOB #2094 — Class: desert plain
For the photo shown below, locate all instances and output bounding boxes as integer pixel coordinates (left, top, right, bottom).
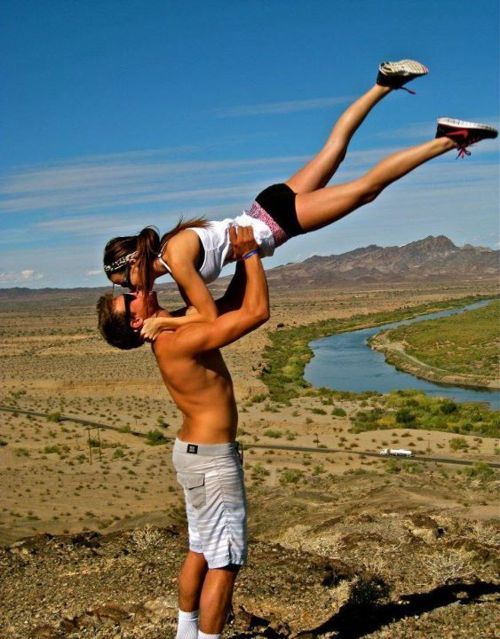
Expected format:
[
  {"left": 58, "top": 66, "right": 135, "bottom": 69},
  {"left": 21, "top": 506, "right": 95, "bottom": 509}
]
[{"left": 0, "top": 274, "right": 498, "bottom": 638}]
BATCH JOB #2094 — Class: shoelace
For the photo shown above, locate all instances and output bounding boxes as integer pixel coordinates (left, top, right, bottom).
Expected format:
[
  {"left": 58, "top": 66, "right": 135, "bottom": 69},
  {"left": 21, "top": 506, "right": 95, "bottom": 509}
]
[
  {"left": 398, "top": 86, "right": 416, "bottom": 95},
  {"left": 446, "top": 129, "right": 473, "bottom": 159},
  {"left": 456, "top": 145, "right": 472, "bottom": 159}
]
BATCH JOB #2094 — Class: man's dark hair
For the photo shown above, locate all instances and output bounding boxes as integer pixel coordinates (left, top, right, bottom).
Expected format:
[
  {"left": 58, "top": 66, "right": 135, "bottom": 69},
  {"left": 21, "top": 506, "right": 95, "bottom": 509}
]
[{"left": 96, "top": 294, "right": 144, "bottom": 350}]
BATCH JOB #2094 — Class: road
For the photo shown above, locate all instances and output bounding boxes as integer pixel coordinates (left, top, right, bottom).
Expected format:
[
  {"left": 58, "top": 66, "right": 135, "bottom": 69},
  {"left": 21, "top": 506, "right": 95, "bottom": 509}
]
[{"left": 1, "top": 405, "right": 499, "bottom": 469}]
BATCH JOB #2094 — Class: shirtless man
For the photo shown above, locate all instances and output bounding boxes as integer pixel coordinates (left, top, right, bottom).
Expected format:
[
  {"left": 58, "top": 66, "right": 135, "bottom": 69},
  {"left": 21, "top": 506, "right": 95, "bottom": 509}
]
[{"left": 97, "top": 227, "right": 269, "bottom": 639}]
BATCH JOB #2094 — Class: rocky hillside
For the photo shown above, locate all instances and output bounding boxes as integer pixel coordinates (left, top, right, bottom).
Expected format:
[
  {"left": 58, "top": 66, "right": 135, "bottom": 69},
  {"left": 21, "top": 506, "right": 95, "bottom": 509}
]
[
  {"left": 263, "top": 236, "right": 499, "bottom": 290},
  {"left": 1, "top": 492, "right": 499, "bottom": 639}
]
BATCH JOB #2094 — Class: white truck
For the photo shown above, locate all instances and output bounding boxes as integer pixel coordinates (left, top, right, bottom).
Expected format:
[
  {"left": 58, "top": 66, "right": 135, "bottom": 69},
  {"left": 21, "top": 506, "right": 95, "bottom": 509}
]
[{"left": 379, "top": 448, "right": 413, "bottom": 458}]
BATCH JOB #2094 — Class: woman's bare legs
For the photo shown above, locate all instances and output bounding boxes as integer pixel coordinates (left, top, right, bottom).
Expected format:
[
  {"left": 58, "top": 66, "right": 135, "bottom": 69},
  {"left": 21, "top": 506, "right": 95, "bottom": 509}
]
[
  {"left": 295, "top": 136, "right": 456, "bottom": 232},
  {"left": 286, "top": 84, "right": 391, "bottom": 194}
]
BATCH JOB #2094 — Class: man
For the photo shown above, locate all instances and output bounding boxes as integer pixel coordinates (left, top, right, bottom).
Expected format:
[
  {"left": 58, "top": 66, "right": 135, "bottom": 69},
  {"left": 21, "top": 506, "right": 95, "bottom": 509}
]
[{"left": 97, "top": 227, "right": 269, "bottom": 638}]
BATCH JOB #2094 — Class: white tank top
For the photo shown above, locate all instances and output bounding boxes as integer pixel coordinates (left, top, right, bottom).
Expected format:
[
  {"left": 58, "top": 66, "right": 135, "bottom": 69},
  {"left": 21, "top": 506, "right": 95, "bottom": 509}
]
[{"left": 160, "top": 212, "right": 276, "bottom": 284}]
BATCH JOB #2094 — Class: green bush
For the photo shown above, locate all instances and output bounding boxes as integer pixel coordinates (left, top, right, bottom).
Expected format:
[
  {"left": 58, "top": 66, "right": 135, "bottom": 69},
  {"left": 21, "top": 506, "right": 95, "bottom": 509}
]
[
  {"left": 263, "top": 429, "right": 283, "bottom": 439},
  {"left": 251, "top": 463, "right": 270, "bottom": 478},
  {"left": 250, "top": 393, "right": 268, "bottom": 404},
  {"left": 440, "top": 400, "right": 458, "bottom": 414},
  {"left": 145, "top": 430, "right": 169, "bottom": 446},
  {"left": 279, "top": 469, "right": 304, "bottom": 485},
  {"left": 449, "top": 437, "right": 468, "bottom": 451},
  {"left": 463, "top": 462, "right": 494, "bottom": 481},
  {"left": 43, "top": 445, "right": 60, "bottom": 455},
  {"left": 395, "top": 408, "right": 416, "bottom": 425},
  {"left": 332, "top": 407, "right": 347, "bottom": 417}
]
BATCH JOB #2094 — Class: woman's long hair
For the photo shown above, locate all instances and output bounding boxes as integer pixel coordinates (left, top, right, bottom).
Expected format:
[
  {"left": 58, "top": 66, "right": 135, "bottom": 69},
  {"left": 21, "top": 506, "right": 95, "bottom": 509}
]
[{"left": 103, "top": 218, "right": 208, "bottom": 292}]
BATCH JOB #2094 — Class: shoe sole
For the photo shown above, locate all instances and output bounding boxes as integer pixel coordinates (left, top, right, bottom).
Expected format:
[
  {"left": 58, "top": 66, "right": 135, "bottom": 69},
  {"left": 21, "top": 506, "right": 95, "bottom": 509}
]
[
  {"left": 437, "top": 117, "right": 498, "bottom": 136},
  {"left": 379, "top": 59, "right": 429, "bottom": 77}
]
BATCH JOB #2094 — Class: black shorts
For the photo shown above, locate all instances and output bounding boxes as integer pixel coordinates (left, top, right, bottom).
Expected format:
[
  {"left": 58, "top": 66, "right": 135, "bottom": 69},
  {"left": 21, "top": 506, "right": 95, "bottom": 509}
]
[{"left": 255, "top": 183, "right": 304, "bottom": 239}]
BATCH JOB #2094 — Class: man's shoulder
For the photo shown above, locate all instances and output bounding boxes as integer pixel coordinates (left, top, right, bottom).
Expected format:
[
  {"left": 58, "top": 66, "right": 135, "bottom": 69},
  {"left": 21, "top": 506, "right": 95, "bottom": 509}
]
[
  {"left": 154, "top": 322, "right": 219, "bottom": 358},
  {"left": 154, "top": 323, "right": 203, "bottom": 352}
]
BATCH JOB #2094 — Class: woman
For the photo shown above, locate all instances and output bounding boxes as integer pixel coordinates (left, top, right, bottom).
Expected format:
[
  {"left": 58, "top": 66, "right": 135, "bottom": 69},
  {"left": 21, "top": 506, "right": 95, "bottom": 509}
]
[{"left": 103, "top": 59, "right": 497, "bottom": 339}]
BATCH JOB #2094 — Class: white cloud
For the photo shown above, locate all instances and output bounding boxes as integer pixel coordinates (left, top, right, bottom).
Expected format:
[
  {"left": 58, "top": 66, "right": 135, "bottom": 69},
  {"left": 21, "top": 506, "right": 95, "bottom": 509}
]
[
  {"left": 214, "top": 95, "right": 354, "bottom": 117},
  {"left": 0, "top": 150, "right": 308, "bottom": 214},
  {"left": 86, "top": 269, "right": 102, "bottom": 276},
  {"left": 0, "top": 269, "right": 44, "bottom": 283}
]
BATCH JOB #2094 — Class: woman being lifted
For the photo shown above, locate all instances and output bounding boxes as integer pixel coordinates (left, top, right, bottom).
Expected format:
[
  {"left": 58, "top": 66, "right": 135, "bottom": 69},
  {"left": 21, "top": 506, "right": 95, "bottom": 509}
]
[{"left": 103, "top": 59, "right": 497, "bottom": 340}]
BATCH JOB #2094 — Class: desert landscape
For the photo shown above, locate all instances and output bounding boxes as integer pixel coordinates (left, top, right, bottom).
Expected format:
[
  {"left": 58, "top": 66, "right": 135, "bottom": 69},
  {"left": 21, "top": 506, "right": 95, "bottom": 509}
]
[{"left": 0, "top": 237, "right": 499, "bottom": 638}]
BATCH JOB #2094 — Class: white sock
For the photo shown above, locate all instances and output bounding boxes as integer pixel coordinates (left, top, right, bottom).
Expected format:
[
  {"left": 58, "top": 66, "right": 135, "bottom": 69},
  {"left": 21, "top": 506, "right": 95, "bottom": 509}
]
[
  {"left": 175, "top": 609, "right": 199, "bottom": 639},
  {"left": 198, "top": 631, "right": 221, "bottom": 639}
]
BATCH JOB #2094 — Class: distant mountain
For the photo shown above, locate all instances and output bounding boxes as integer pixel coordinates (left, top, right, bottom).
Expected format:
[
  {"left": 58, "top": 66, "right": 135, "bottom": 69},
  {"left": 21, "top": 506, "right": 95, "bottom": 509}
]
[
  {"left": 0, "top": 237, "right": 497, "bottom": 304},
  {"left": 261, "top": 235, "right": 499, "bottom": 290}
]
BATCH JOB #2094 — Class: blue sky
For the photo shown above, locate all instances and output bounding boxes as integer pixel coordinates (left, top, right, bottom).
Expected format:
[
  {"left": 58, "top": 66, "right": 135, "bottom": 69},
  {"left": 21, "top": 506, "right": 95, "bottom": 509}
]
[{"left": 1, "top": 0, "right": 498, "bottom": 288}]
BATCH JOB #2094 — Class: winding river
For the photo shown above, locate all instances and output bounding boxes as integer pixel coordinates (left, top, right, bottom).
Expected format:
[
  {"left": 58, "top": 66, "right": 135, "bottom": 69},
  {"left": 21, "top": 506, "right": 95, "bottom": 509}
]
[{"left": 304, "top": 300, "right": 500, "bottom": 409}]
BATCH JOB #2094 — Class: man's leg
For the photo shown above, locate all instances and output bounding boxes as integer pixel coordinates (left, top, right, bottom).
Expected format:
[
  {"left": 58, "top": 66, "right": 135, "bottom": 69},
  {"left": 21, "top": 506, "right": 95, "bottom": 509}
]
[
  {"left": 198, "top": 566, "right": 240, "bottom": 636},
  {"left": 175, "top": 551, "right": 207, "bottom": 639}
]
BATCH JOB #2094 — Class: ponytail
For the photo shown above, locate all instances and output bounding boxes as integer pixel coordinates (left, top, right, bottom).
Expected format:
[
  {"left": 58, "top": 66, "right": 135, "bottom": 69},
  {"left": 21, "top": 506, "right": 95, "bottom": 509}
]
[{"left": 135, "top": 227, "right": 161, "bottom": 292}]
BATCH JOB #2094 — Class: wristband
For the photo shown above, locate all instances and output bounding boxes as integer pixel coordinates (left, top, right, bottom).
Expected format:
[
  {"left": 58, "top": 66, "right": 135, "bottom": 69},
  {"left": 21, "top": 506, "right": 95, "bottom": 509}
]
[{"left": 241, "top": 248, "right": 259, "bottom": 261}]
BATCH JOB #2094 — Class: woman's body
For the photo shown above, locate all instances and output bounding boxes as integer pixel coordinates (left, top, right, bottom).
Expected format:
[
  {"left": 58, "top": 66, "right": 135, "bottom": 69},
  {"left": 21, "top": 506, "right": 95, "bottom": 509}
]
[{"left": 103, "top": 59, "right": 497, "bottom": 338}]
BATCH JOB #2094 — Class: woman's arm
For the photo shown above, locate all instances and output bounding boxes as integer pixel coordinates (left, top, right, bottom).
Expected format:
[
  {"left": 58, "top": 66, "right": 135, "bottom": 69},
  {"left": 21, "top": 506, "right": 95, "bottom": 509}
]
[
  {"left": 141, "top": 227, "right": 259, "bottom": 340},
  {"left": 164, "top": 230, "right": 219, "bottom": 320},
  {"left": 139, "top": 230, "right": 219, "bottom": 340}
]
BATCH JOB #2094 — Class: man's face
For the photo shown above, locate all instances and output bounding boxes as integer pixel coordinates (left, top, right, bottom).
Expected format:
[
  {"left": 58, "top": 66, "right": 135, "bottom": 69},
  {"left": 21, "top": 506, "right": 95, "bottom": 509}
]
[{"left": 113, "top": 290, "right": 160, "bottom": 330}]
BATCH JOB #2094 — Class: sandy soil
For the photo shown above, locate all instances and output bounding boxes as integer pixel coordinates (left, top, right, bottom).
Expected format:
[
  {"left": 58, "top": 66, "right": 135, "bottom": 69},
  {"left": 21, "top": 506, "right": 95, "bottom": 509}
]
[{"left": 0, "top": 281, "right": 498, "bottom": 545}]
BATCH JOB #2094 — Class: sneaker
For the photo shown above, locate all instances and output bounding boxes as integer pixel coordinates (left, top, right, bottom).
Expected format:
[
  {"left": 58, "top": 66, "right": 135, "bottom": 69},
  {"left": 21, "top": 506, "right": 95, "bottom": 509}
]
[
  {"left": 436, "top": 117, "right": 498, "bottom": 158},
  {"left": 377, "top": 59, "right": 429, "bottom": 94}
]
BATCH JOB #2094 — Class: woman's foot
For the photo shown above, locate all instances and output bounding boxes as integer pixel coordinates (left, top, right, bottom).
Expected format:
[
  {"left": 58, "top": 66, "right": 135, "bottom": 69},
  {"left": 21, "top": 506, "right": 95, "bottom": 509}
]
[
  {"left": 377, "top": 59, "right": 429, "bottom": 93},
  {"left": 435, "top": 118, "right": 498, "bottom": 157}
]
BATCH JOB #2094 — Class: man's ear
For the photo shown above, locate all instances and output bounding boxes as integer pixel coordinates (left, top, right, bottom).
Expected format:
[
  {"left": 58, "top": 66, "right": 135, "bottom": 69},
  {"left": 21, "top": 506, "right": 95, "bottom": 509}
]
[{"left": 130, "top": 316, "right": 143, "bottom": 331}]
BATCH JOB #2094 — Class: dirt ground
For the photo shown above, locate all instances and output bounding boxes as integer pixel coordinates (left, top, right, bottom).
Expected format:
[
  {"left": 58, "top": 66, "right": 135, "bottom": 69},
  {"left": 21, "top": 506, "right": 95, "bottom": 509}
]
[{"left": 0, "top": 280, "right": 498, "bottom": 638}]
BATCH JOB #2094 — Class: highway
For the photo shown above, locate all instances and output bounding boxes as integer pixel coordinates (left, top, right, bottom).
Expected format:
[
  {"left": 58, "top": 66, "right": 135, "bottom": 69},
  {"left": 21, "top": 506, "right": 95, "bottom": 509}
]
[{"left": 1, "top": 405, "right": 499, "bottom": 469}]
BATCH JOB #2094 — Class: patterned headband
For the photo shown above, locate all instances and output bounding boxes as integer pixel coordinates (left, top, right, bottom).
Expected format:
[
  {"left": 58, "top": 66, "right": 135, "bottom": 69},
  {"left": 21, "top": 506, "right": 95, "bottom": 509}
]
[{"left": 103, "top": 251, "right": 138, "bottom": 273}]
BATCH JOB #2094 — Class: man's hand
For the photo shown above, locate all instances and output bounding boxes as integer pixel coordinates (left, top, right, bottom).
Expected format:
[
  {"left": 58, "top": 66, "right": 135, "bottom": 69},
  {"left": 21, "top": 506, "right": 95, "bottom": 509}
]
[{"left": 229, "top": 225, "right": 259, "bottom": 261}]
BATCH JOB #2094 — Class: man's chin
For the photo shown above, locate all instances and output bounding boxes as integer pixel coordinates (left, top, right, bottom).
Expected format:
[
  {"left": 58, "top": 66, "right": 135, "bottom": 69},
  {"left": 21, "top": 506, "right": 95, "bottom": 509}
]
[{"left": 147, "top": 291, "right": 161, "bottom": 315}]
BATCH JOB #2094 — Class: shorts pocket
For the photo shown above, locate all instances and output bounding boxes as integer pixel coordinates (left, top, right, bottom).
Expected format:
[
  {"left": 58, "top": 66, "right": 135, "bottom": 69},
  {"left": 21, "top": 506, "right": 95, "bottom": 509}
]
[{"left": 177, "top": 472, "right": 206, "bottom": 508}]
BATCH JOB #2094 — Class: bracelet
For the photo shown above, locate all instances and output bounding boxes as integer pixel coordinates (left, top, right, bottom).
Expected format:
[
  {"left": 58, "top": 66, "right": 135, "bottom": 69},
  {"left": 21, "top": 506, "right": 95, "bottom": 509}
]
[{"left": 241, "top": 248, "right": 259, "bottom": 261}]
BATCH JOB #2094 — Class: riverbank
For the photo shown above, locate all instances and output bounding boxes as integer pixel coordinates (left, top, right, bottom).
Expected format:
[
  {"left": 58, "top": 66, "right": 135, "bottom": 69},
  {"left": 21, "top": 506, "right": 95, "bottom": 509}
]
[
  {"left": 261, "top": 294, "right": 495, "bottom": 402},
  {"left": 369, "top": 301, "right": 499, "bottom": 391}
]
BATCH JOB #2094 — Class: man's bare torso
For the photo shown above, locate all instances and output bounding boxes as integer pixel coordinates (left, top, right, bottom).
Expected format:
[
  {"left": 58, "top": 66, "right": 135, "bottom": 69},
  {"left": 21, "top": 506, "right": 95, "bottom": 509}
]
[{"left": 153, "top": 331, "right": 238, "bottom": 444}]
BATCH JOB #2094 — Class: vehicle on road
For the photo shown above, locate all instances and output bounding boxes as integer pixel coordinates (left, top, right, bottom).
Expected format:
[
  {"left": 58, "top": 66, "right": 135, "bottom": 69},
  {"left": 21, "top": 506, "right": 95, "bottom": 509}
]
[{"left": 379, "top": 448, "right": 414, "bottom": 457}]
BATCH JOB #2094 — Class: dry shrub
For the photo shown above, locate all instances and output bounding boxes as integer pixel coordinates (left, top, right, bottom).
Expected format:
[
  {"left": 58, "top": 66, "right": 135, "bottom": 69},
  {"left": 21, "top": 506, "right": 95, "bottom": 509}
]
[
  {"left": 131, "top": 524, "right": 162, "bottom": 551},
  {"left": 470, "top": 521, "right": 500, "bottom": 547},
  {"left": 421, "top": 548, "right": 476, "bottom": 585}
]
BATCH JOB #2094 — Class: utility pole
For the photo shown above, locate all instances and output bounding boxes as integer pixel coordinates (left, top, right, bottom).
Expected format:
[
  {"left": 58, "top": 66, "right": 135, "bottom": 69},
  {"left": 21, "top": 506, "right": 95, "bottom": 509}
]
[{"left": 87, "top": 428, "right": 93, "bottom": 464}]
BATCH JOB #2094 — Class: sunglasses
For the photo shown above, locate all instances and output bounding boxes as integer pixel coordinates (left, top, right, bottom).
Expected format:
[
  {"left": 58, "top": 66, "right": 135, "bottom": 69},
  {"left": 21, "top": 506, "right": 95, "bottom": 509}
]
[
  {"left": 123, "top": 293, "right": 134, "bottom": 323},
  {"left": 120, "top": 263, "right": 132, "bottom": 289}
]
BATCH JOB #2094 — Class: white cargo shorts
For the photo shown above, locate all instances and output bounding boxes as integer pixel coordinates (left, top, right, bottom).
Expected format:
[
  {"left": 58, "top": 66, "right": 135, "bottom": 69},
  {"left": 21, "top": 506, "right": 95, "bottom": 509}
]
[{"left": 172, "top": 439, "right": 247, "bottom": 569}]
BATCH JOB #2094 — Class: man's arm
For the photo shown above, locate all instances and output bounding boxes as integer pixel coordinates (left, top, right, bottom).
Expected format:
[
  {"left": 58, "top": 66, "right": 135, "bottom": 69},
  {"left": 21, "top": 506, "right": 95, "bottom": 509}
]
[
  {"left": 214, "top": 261, "right": 246, "bottom": 315},
  {"left": 170, "top": 228, "right": 269, "bottom": 353}
]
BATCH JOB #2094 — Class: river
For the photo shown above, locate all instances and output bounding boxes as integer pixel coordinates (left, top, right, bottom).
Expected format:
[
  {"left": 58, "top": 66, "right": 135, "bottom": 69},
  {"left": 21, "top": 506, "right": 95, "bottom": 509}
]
[{"left": 304, "top": 300, "right": 500, "bottom": 409}]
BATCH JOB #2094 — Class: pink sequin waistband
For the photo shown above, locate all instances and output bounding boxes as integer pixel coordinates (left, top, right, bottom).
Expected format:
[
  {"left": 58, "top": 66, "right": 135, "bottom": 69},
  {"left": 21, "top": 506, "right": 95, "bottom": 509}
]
[{"left": 247, "top": 201, "right": 288, "bottom": 247}]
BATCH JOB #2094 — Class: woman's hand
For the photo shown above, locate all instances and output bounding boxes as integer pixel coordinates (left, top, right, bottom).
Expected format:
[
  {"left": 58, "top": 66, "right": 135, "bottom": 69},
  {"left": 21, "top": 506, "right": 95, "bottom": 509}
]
[
  {"left": 140, "top": 317, "right": 170, "bottom": 341},
  {"left": 229, "top": 225, "right": 259, "bottom": 260}
]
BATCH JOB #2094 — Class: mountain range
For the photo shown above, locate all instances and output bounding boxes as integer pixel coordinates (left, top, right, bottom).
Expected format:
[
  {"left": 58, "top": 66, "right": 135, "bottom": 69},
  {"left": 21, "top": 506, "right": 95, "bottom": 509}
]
[
  {"left": 0, "top": 236, "right": 498, "bottom": 302},
  {"left": 261, "top": 235, "right": 499, "bottom": 290}
]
